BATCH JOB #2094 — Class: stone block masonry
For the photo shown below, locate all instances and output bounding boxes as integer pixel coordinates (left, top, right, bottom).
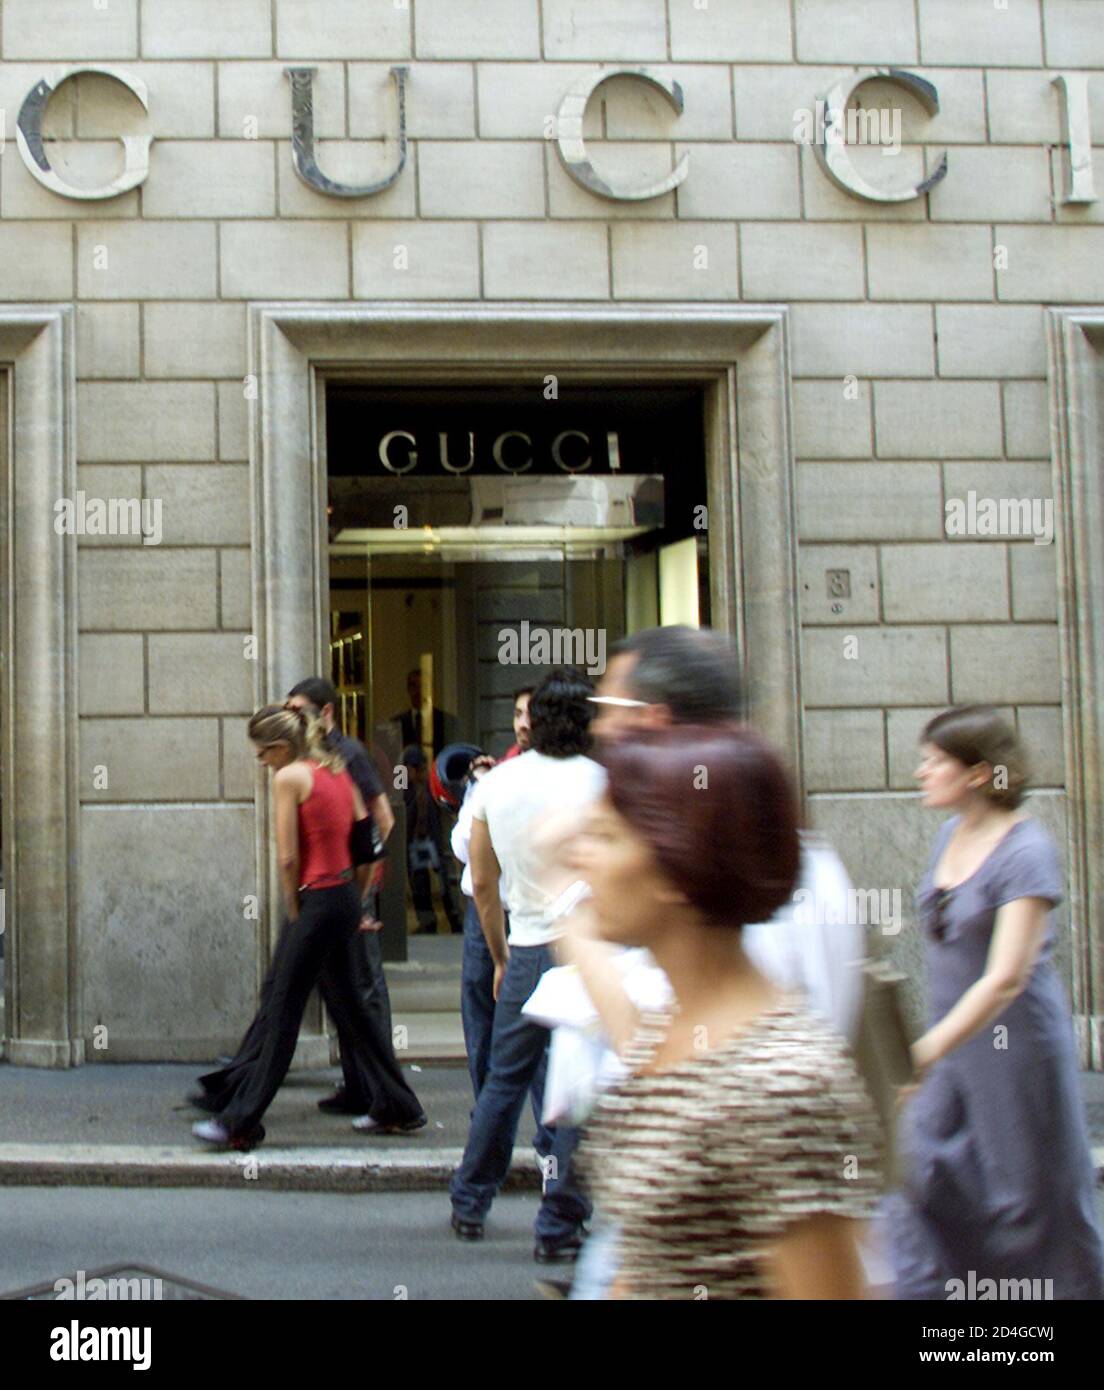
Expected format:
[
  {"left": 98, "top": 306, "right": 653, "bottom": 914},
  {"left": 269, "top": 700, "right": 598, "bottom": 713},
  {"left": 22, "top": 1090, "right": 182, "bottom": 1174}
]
[{"left": 0, "top": 0, "right": 1082, "bottom": 1061}]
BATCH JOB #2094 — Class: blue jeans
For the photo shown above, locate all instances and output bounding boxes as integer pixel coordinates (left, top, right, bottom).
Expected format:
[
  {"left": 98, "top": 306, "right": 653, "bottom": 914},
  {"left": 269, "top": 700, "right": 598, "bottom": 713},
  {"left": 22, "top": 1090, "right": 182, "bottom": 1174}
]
[
  {"left": 460, "top": 898, "right": 551, "bottom": 1158},
  {"left": 450, "top": 943, "right": 590, "bottom": 1243}
]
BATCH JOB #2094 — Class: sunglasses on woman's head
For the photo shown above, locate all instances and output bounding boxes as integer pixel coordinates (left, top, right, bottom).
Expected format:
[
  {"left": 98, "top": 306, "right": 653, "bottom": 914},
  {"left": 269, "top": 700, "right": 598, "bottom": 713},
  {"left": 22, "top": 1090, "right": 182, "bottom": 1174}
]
[{"left": 931, "top": 888, "right": 953, "bottom": 942}]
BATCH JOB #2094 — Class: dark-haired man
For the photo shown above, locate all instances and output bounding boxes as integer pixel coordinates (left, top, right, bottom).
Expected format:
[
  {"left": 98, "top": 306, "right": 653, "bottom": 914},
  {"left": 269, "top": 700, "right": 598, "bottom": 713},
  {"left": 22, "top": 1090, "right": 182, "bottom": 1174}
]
[
  {"left": 287, "top": 676, "right": 393, "bottom": 860},
  {"left": 500, "top": 684, "right": 532, "bottom": 761},
  {"left": 587, "top": 625, "right": 862, "bottom": 1034},
  {"left": 394, "top": 668, "right": 448, "bottom": 757},
  {"left": 449, "top": 670, "right": 604, "bottom": 1260},
  {"left": 589, "top": 624, "right": 743, "bottom": 740}
]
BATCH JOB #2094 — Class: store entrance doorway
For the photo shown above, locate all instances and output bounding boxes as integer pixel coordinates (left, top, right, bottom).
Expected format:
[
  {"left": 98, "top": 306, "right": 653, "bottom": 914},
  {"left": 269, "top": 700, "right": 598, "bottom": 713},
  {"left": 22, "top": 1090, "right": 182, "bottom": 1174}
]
[{"left": 325, "top": 380, "right": 711, "bottom": 962}]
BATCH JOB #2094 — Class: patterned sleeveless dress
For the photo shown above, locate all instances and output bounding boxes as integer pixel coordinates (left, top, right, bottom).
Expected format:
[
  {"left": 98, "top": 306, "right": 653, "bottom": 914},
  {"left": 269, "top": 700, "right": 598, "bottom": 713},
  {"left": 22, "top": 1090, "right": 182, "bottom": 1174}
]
[{"left": 578, "top": 997, "right": 883, "bottom": 1299}]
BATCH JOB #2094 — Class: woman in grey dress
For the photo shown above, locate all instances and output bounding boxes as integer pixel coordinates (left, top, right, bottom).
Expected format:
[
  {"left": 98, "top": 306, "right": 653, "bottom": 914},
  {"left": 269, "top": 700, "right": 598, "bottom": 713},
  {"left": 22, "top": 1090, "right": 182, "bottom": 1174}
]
[{"left": 888, "top": 705, "right": 1104, "bottom": 1300}]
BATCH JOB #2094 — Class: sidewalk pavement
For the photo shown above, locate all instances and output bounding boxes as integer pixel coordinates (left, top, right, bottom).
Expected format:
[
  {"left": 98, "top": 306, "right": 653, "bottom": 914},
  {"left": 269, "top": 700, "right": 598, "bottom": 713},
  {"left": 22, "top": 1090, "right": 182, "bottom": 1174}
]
[
  {"left": 1, "top": 1058, "right": 1101, "bottom": 1195},
  {"left": 0, "top": 1059, "right": 547, "bottom": 1193}
]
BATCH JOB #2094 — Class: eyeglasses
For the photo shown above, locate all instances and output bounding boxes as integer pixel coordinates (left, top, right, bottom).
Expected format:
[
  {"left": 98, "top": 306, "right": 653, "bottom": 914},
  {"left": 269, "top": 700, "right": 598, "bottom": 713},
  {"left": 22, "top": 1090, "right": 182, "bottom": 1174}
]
[
  {"left": 930, "top": 888, "right": 953, "bottom": 943},
  {"left": 586, "top": 695, "right": 650, "bottom": 709}
]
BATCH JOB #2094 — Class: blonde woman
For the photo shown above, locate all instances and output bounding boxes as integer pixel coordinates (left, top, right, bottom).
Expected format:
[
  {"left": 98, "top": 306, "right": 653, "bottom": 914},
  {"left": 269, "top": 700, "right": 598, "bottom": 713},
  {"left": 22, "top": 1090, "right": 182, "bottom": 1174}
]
[{"left": 191, "top": 704, "right": 426, "bottom": 1150}]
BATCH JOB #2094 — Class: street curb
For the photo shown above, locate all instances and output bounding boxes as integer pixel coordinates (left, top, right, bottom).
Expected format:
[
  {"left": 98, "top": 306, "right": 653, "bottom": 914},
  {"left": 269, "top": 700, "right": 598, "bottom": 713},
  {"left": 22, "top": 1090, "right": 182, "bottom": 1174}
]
[
  {"left": 1, "top": 1144, "right": 1099, "bottom": 1196},
  {"left": 0, "top": 1144, "right": 544, "bottom": 1194}
]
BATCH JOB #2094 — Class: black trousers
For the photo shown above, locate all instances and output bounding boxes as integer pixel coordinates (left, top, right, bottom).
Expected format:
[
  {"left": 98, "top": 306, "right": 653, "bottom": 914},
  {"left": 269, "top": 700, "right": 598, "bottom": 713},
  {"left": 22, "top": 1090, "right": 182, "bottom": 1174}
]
[
  {"left": 198, "top": 883, "right": 423, "bottom": 1138},
  {"left": 217, "top": 903, "right": 402, "bottom": 1101}
]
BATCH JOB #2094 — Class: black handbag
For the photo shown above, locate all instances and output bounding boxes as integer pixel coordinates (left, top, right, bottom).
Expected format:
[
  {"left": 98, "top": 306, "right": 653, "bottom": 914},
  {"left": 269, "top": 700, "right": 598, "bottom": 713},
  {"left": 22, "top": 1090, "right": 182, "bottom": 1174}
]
[{"left": 350, "top": 815, "right": 385, "bottom": 865}]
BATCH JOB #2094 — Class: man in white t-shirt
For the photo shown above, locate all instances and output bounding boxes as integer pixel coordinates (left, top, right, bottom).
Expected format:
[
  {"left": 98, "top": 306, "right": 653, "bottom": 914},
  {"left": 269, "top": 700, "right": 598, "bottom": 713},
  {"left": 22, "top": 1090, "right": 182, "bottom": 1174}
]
[{"left": 449, "top": 669, "right": 605, "bottom": 1261}]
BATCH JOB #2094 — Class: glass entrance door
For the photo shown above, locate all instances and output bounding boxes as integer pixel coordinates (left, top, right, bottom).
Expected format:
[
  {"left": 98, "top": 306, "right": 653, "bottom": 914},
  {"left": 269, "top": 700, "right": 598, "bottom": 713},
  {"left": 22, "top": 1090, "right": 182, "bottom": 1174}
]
[
  {"left": 331, "top": 540, "right": 632, "bottom": 762},
  {"left": 325, "top": 377, "right": 711, "bottom": 960}
]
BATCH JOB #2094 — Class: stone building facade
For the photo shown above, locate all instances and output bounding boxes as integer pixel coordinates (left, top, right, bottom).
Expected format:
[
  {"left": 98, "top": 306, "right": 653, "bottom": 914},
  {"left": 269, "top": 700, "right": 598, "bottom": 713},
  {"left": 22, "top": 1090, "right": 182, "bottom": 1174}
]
[{"left": 1, "top": 0, "right": 1102, "bottom": 1067}]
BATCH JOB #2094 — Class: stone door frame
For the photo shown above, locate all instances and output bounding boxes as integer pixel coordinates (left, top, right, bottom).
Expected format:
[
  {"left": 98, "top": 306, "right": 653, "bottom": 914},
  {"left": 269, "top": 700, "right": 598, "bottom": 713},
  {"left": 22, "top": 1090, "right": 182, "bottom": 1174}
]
[
  {"left": 247, "top": 301, "right": 803, "bottom": 972},
  {"left": 0, "top": 306, "right": 79, "bottom": 1067},
  {"left": 1048, "top": 307, "right": 1104, "bottom": 1068}
]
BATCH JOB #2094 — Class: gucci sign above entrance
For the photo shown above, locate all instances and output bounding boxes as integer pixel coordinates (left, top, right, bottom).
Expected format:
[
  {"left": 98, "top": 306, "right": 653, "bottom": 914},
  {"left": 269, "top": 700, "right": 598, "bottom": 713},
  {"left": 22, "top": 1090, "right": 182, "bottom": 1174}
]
[{"left": 11, "top": 62, "right": 1098, "bottom": 207}]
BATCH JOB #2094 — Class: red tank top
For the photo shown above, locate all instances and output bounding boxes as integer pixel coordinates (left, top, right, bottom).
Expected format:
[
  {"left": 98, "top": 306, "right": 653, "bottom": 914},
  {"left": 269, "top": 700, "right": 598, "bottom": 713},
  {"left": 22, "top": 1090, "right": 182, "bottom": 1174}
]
[{"left": 297, "top": 762, "right": 356, "bottom": 889}]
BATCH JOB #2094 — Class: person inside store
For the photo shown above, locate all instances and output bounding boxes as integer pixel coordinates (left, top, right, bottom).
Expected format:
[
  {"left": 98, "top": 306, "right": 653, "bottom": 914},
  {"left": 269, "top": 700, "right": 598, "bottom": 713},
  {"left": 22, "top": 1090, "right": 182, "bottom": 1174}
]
[{"left": 394, "top": 667, "right": 450, "bottom": 758}]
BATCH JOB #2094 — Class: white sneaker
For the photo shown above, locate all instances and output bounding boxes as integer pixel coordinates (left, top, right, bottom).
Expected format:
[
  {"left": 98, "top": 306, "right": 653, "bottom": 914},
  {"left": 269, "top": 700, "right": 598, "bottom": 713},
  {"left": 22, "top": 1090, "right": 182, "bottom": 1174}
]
[{"left": 351, "top": 1112, "right": 427, "bottom": 1134}]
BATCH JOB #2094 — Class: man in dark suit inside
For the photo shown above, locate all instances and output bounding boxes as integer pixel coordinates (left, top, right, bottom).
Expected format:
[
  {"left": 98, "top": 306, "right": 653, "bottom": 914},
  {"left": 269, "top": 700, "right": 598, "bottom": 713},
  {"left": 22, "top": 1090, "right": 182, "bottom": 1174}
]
[{"left": 395, "top": 667, "right": 449, "bottom": 757}]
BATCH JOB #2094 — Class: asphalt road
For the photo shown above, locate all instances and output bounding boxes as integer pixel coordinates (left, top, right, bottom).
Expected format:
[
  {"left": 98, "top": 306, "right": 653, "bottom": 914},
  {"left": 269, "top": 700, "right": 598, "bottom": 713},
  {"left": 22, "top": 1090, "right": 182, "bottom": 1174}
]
[
  {"left": 3, "top": 1183, "right": 1101, "bottom": 1303},
  {"left": 0, "top": 1187, "right": 548, "bottom": 1301}
]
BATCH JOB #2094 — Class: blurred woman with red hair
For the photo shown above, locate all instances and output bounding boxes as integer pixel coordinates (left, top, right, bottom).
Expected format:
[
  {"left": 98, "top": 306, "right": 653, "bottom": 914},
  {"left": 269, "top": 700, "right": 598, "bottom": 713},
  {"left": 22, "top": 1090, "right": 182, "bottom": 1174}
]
[{"left": 564, "top": 723, "right": 882, "bottom": 1299}]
